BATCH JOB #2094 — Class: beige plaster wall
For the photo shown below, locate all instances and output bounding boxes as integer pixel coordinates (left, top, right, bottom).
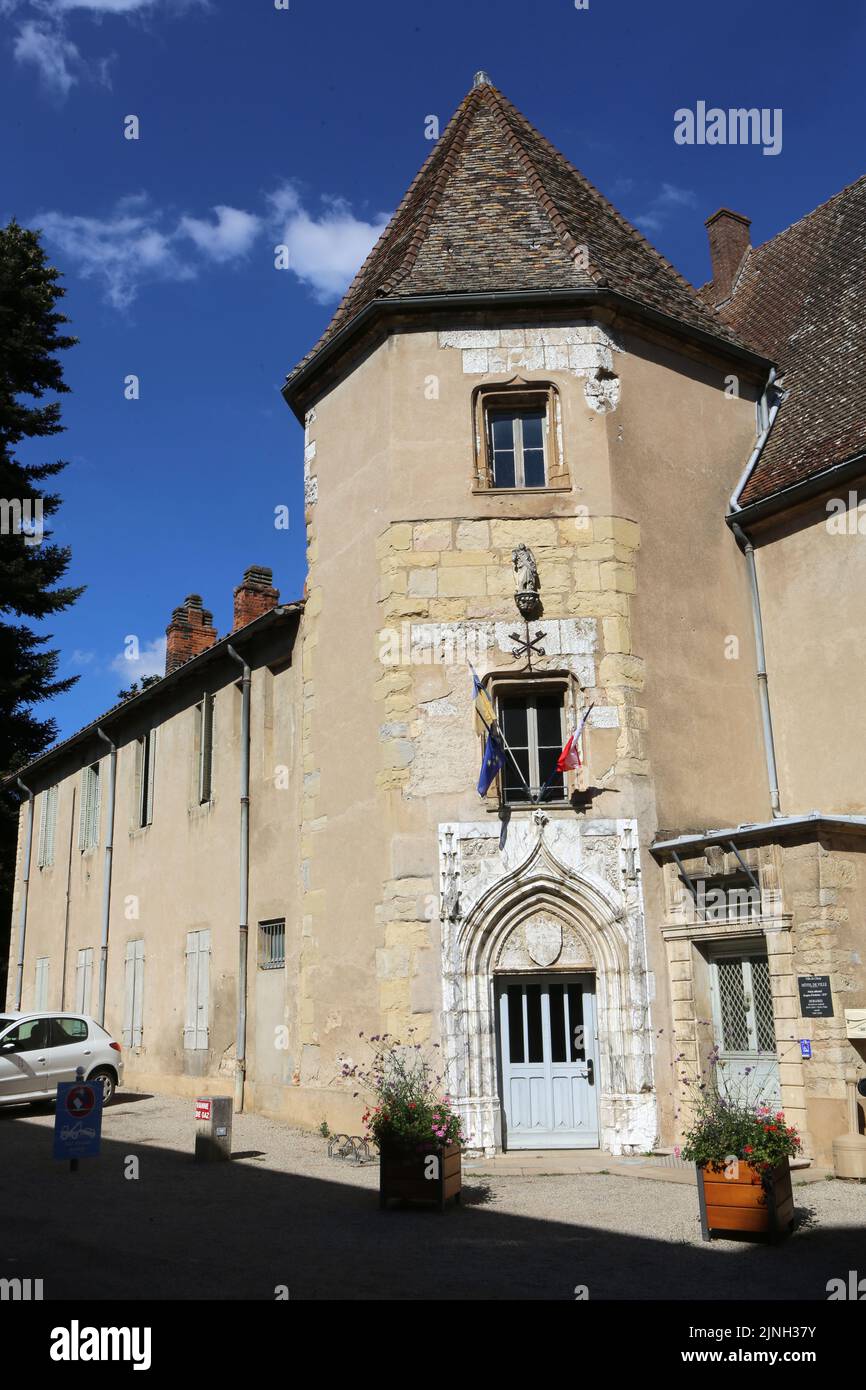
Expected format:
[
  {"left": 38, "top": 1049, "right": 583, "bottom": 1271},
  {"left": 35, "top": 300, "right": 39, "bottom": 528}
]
[
  {"left": 6, "top": 649, "right": 303, "bottom": 1112},
  {"left": 755, "top": 495, "right": 866, "bottom": 816}
]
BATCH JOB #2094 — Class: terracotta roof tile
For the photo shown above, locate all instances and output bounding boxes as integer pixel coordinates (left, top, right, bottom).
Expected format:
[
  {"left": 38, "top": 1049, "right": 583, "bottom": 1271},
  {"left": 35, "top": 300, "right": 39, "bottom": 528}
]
[
  {"left": 285, "top": 78, "right": 749, "bottom": 394},
  {"left": 719, "top": 175, "right": 866, "bottom": 507}
]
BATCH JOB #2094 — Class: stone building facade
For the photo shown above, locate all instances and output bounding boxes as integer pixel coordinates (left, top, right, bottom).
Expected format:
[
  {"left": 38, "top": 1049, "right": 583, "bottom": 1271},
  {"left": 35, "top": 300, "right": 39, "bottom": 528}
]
[{"left": 6, "top": 77, "right": 866, "bottom": 1166}]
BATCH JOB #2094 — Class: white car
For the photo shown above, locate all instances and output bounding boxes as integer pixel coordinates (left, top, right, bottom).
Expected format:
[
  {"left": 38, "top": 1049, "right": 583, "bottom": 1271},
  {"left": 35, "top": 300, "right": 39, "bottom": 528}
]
[{"left": 0, "top": 1012, "right": 123, "bottom": 1107}]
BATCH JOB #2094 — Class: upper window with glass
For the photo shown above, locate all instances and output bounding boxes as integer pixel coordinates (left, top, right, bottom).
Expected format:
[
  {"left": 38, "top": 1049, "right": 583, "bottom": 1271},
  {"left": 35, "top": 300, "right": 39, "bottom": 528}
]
[
  {"left": 499, "top": 689, "right": 566, "bottom": 805},
  {"left": 488, "top": 407, "right": 547, "bottom": 489},
  {"left": 474, "top": 382, "right": 568, "bottom": 492}
]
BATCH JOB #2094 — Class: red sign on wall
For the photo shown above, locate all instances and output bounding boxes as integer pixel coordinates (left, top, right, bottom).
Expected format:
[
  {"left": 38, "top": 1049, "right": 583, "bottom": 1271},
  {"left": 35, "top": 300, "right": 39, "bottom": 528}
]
[{"left": 195, "top": 1098, "right": 212, "bottom": 1122}]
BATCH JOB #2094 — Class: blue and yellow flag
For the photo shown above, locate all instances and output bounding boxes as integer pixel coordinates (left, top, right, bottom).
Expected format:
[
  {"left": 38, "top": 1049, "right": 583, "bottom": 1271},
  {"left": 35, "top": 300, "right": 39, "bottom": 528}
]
[{"left": 470, "top": 663, "right": 498, "bottom": 736}]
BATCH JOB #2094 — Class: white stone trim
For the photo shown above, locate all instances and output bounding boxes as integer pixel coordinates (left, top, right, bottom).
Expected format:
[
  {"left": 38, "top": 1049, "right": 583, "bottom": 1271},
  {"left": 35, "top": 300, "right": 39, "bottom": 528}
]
[{"left": 439, "top": 817, "right": 657, "bottom": 1156}]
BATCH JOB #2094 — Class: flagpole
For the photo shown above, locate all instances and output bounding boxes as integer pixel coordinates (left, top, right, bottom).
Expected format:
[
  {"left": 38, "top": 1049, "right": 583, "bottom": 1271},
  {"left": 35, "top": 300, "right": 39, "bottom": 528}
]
[
  {"left": 475, "top": 705, "right": 536, "bottom": 803},
  {"left": 469, "top": 664, "right": 536, "bottom": 802},
  {"left": 538, "top": 702, "right": 596, "bottom": 804}
]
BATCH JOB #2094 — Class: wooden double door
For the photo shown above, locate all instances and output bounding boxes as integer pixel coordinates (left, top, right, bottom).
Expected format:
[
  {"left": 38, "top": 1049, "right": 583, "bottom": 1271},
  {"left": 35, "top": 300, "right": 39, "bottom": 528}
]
[{"left": 496, "top": 974, "right": 599, "bottom": 1149}]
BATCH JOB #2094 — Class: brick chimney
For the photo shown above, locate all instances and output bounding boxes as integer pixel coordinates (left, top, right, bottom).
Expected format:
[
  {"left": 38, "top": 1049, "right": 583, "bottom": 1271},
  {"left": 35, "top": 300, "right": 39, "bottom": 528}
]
[
  {"left": 233, "top": 565, "right": 280, "bottom": 631},
  {"left": 705, "top": 208, "right": 751, "bottom": 303},
  {"left": 165, "top": 594, "right": 218, "bottom": 675}
]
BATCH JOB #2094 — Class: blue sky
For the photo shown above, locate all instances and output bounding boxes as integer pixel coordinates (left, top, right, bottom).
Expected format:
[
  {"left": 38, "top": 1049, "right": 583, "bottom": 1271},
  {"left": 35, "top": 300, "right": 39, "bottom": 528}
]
[{"left": 3, "top": 0, "right": 864, "bottom": 741}]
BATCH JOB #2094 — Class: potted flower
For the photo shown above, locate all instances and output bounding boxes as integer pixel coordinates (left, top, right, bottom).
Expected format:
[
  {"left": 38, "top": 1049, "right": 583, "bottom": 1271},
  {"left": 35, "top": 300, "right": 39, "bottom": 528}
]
[
  {"left": 341, "top": 1031, "right": 464, "bottom": 1210},
  {"left": 678, "top": 1063, "right": 801, "bottom": 1242}
]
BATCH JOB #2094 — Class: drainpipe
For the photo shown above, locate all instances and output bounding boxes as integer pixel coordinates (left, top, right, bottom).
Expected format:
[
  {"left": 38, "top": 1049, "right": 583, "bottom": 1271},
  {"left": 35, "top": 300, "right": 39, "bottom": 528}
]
[
  {"left": 13, "top": 778, "right": 35, "bottom": 1009},
  {"left": 731, "top": 523, "right": 782, "bottom": 817},
  {"left": 227, "top": 645, "right": 251, "bottom": 1112},
  {"left": 60, "top": 785, "right": 76, "bottom": 1009},
  {"left": 729, "top": 367, "right": 780, "bottom": 514},
  {"left": 95, "top": 727, "right": 117, "bottom": 1027}
]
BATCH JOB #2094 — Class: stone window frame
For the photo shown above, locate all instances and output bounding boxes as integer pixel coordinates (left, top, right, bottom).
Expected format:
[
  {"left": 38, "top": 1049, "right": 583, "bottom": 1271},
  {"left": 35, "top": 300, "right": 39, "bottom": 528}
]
[
  {"left": 480, "top": 670, "right": 583, "bottom": 809},
  {"left": 661, "top": 845, "right": 783, "bottom": 927},
  {"left": 472, "top": 378, "right": 569, "bottom": 493}
]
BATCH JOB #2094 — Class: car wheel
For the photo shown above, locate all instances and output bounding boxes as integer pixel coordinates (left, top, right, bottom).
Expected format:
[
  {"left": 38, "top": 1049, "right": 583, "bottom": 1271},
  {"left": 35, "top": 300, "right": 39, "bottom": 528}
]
[{"left": 89, "top": 1069, "right": 116, "bottom": 1106}]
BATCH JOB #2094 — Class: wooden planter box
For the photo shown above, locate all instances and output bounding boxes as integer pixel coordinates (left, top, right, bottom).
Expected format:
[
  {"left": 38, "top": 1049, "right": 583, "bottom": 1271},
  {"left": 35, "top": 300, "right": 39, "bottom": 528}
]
[
  {"left": 697, "top": 1159, "right": 794, "bottom": 1242},
  {"left": 379, "top": 1142, "right": 462, "bottom": 1211}
]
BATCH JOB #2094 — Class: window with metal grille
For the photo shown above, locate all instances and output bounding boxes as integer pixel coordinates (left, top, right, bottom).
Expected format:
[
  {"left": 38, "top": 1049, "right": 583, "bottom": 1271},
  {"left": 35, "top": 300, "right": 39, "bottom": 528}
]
[
  {"left": 37, "top": 785, "right": 58, "bottom": 868},
  {"left": 750, "top": 955, "right": 777, "bottom": 1052},
  {"left": 78, "top": 764, "right": 100, "bottom": 851},
  {"left": 498, "top": 691, "right": 565, "bottom": 804},
  {"left": 713, "top": 952, "right": 776, "bottom": 1055},
  {"left": 258, "top": 919, "right": 286, "bottom": 970}
]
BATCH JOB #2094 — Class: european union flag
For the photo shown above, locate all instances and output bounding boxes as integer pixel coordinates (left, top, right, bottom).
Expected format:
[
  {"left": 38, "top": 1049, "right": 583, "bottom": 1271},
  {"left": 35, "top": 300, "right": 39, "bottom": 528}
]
[{"left": 478, "top": 729, "right": 505, "bottom": 797}]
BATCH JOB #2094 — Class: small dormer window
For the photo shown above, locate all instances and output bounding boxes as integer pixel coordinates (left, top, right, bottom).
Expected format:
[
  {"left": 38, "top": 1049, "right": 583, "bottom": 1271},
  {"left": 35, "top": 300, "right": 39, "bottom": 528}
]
[{"left": 473, "top": 380, "right": 568, "bottom": 491}]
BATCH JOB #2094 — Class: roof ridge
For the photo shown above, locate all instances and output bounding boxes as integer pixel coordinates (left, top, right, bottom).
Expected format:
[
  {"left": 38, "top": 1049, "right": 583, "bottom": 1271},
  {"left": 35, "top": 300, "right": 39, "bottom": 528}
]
[
  {"left": 489, "top": 86, "right": 708, "bottom": 305},
  {"left": 746, "top": 172, "right": 866, "bottom": 263}
]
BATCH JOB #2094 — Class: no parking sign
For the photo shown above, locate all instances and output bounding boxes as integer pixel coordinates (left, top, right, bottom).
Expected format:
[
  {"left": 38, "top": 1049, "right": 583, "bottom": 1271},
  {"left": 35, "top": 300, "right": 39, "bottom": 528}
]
[{"left": 53, "top": 1080, "right": 103, "bottom": 1161}]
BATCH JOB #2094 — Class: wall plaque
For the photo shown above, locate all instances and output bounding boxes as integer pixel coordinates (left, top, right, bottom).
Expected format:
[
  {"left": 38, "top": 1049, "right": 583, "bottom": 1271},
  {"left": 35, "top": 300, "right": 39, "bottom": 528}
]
[{"left": 797, "top": 975, "right": 834, "bottom": 1018}]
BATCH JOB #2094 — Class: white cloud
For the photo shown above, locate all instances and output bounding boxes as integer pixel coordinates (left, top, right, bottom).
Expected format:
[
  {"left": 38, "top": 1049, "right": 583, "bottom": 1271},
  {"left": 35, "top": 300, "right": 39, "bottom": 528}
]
[
  {"left": 9, "top": 0, "right": 206, "bottom": 98},
  {"left": 36, "top": 197, "right": 261, "bottom": 307},
  {"left": 179, "top": 206, "right": 262, "bottom": 263},
  {"left": 269, "top": 183, "right": 390, "bottom": 303},
  {"left": 69, "top": 648, "right": 96, "bottom": 666},
  {"left": 55, "top": 1, "right": 159, "bottom": 11},
  {"left": 35, "top": 204, "right": 193, "bottom": 308},
  {"left": 13, "top": 19, "right": 82, "bottom": 96},
  {"left": 110, "top": 637, "right": 166, "bottom": 682},
  {"left": 37, "top": 186, "right": 384, "bottom": 310},
  {"left": 632, "top": 182, "right": 697, "bottom": 235}
]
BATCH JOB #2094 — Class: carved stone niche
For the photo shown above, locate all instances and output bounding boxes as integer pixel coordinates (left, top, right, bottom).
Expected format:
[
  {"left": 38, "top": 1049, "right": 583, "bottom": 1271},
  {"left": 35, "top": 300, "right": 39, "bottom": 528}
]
[{"left": 497, "top": 914, "right": 593, "bottom": 971}]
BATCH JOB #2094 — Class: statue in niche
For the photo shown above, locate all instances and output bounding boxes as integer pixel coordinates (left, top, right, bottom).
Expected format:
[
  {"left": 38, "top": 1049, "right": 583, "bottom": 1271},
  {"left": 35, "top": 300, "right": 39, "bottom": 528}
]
[{"left": 512, "top": 543, "right": 541, "bottom": 619}]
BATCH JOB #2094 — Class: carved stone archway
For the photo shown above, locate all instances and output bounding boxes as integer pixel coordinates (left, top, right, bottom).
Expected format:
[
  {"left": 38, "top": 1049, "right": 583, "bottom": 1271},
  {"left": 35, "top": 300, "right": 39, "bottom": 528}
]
[{"left": 441, "top": 829, "right": 656, "bottom": 1155}]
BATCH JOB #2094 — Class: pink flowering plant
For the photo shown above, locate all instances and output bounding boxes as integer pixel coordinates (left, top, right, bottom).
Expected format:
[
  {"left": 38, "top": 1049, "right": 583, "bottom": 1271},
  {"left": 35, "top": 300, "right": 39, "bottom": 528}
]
[
  {"left": 677, "top": 1045, "right": 801, "bottom": 1181},
  {"left": 341, "top": 1029, "right": 464, "bottom": 1153}
]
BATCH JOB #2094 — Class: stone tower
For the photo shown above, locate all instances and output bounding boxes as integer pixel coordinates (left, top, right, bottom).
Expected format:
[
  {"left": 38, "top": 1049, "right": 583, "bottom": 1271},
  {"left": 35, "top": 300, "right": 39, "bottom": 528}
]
[{"left": 281, "top": 76, "right": 770, "bottom": 1153}]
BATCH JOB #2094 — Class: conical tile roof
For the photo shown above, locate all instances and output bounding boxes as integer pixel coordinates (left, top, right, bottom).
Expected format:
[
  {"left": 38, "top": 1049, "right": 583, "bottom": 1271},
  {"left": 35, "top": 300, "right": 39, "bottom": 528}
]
[{"left": 285, "top": 75, "right": 753, "bottom": 400}]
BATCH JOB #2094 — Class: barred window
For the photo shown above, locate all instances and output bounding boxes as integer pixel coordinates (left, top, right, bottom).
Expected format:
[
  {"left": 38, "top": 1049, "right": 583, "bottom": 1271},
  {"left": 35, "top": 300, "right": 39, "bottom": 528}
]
[{"left": 258, "top": 919, "right": 285, "bottom": 970}]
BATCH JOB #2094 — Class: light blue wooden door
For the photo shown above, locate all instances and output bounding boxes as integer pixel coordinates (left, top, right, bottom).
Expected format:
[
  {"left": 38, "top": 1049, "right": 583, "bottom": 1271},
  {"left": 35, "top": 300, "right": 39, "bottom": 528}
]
[{"left": 497, "top": 975, "right": 599, "bottom": 1149}]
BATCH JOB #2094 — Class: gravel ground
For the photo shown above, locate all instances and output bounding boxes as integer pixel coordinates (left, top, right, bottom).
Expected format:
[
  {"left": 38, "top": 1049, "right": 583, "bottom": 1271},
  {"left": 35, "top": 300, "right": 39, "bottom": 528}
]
[{"left": 1, "top": 1089, "right": 863, "bottom": 1300}]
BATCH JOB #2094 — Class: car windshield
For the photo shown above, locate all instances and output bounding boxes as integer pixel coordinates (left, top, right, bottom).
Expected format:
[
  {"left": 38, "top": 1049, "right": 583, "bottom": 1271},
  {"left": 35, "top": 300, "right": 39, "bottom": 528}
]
[{"left": 0, "top": 1018, "right": 12, "bottom": 1033}]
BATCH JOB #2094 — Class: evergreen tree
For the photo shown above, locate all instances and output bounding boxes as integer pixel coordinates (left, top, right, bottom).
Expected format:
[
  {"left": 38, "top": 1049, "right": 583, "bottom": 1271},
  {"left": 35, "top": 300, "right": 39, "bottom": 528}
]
[{"left": 0, "top": 221, "right": 82, "bottom": 992}]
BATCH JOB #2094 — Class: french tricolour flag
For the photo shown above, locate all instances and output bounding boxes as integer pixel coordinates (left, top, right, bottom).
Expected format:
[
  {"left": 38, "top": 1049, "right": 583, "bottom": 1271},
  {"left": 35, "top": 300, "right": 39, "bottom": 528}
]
[{"left": 556, "top": 704, "right": 594, "bottom": 773}]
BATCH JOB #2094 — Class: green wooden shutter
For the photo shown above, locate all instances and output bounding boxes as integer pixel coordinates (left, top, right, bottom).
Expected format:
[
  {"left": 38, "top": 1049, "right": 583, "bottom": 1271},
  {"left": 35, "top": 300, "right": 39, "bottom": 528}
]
[
  {"left": 123, "top": 940, "right": 145, "bottom": 1046},
  {"left": 145, "top": 730, "right": 156, "bottom": 825},
  {"left": 37, "top": 786, "right": 57, "bottom": 867}
]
